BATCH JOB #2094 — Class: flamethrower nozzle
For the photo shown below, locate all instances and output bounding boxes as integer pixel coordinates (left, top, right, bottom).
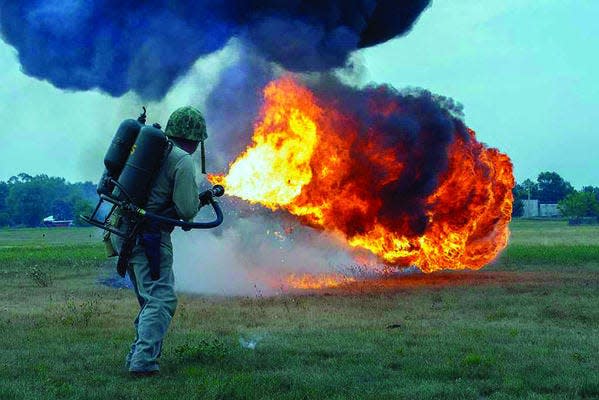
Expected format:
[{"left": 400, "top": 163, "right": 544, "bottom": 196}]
[
  {"left": 199, "top": 185, "right": 225, "bottom": 208},
  {"left": 211, "top": 184, "right": 225, "bottom": 197}
]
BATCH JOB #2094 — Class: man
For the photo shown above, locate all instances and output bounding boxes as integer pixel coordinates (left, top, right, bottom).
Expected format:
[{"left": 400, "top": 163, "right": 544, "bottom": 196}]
[{"left": 114, "top": 106, "right": 207, "bottom": 376}]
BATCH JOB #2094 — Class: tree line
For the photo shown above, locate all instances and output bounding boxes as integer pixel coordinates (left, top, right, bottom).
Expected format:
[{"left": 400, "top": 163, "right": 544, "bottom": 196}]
[
  {"left": 513, "top": 171, "right": 599, "bottom": 219},
  {"left": 1, "top": 171, "right": 597, "bottom": 227},
  {"left": 0, "top": 173, "right": 96, "bottom": 227}
]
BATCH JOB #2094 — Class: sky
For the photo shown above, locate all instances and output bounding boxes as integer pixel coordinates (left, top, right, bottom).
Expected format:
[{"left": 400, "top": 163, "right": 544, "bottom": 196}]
[{"left": 0, "top": 0, "right": 597, "bottom": 188}]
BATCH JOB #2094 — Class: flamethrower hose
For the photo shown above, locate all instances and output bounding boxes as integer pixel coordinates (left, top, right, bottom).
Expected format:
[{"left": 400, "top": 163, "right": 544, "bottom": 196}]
[
  {"left": 139, "top": 185, "right": 225, "bottom": 229},
  {"left": 141, "top": 199, "right": 223, "bottom": 229}
]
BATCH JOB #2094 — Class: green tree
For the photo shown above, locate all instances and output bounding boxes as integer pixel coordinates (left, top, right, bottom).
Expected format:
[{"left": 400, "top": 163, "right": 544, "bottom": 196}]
[
  {"left": 0, "top": 181, "right": 8, "bottom": 212},
  {"left": 0, "top": 211, "right": 10, "bottom": 227},
  {"left": 6, "top": 174, "right": 69, "bottom": 226},
  {"left": 17, "top": 173, "right": 33, "bottom": 182},
  {"left": 2, "top": 174, "right": 97, "bottom": 227},
  {"left": 512, "top": 198, "right": 524, "bottom": 217},
  {"left": 51, "top": 199, "right": 74, "bottom": 220},
  {"left": 515, "top": 179, "right": 539, "bottom": 200},
  {"left": 537, "top": 172, "right": 574, "bottom": 203},
  {"left": 582, "top": 186, "right": 599, "bottom": 201},
  {"left": 558, "top": 192, "right": 599, "bottom": 218},
  {"left": 72, "top": 196, "right": 94, "bottom": 226},
  {"left": 7, "top": 183, "right": 45, "bottom": 226},
  {"left": 71, "top": 181, "right": 98, "bottom": 204},
  {"left": 513, "top": 183, "right": 526, "bottom": 201}
]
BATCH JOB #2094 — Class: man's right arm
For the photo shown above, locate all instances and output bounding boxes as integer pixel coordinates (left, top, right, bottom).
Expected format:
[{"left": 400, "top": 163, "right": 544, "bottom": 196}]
[{"left": 172, "top": 155, "right": 199, "bottom": 221}]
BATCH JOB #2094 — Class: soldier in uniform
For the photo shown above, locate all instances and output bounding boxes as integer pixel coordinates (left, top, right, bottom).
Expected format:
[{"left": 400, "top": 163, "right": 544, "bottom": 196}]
[{"left": 114, "top": 106, "right": 207, "bottom": 376}]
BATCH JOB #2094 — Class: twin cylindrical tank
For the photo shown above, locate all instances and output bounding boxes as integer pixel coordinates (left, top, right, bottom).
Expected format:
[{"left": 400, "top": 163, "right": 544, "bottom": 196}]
[
  {"left": 98, "top": 119, "right": 167, "bottom": 207},
  {"left": 115, "top": 125, "right": 167, "bottom": 206},
  {"left": 105, "top": 119, "right": 142, "bottom": 177}
]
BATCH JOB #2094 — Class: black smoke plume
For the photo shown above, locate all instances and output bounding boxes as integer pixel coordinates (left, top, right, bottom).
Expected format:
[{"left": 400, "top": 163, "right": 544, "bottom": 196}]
[
  {"left": 0, "top": 0, "right": 430, "bottom": 100},
  {"left": 205, "top": 51, "right": 274, "bottom": 171},
  {"left": 308, "top": 77, "right": 468, "bottom": 237}
]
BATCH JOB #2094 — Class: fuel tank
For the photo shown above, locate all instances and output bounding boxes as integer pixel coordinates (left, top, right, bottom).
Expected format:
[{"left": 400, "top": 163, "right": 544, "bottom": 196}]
[
  {"left": 97, "top": 119, "right": 142, "bottom": 196},
  {"left": 115, "top": 125, "right": 167, "bottom": 206},
  {"left": 104, "top": 119, "right": 143, "bottom": 176}
]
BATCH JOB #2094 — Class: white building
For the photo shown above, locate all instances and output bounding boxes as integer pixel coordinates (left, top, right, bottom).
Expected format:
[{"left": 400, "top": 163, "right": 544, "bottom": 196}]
[
  {"left": 522, "top": 200, "right": 539, "bottom": 217},
  {"left": 521, "top": 200, "right": 561, "bottom": 218},
  {"left": 539, "top": 203, "right": 560, "bottom": 217}
]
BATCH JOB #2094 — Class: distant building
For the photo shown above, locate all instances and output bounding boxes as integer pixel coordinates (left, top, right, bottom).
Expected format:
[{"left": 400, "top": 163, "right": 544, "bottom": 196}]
[
  {"left": 522, "top": 200, "right": 539, "bottom": 217},
  {"left": 520, "top": 200, "right": 561, "bottom": 218},
  {"left": 42, "top": 215, "right": 74, "bottom": 227},
  {"left": 539, "top": 203, "right": 560, "bottom": 217}
]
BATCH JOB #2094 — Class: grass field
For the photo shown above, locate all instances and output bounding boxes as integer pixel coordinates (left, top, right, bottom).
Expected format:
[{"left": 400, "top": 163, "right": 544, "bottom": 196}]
[{"left": 1, "top": 221, "right": 598, "bottom": 399}]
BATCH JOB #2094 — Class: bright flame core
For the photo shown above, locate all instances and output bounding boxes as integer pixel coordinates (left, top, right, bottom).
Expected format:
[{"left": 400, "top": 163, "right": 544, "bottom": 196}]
[
  {"left": 213, "top": 80, "right": 319, "bottom": 208},
  {"left": 211, "top": 77, "right": 514, "bottom": 274}
]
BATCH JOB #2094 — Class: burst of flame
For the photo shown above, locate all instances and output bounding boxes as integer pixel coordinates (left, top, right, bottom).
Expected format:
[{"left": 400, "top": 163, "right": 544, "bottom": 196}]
[
  {"left": 284, "top": 273, "right": 356, "bottom": 290},
  {"left": 212, "top": 79, "right": 320, "bottom": 208},
  {"left": 211, "top": 77, "right": 514, "bottom": 277}
]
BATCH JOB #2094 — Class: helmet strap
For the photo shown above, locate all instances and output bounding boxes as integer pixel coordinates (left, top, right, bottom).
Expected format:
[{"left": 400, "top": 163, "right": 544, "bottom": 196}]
[{"left": 200, "top": 140, "right": 206, "bottom": 175}]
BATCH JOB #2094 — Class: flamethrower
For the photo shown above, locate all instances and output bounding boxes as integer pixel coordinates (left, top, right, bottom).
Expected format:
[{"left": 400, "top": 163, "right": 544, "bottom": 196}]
[
  {"left": 81, "top": 181, "right": 225, "bottom": 239},
  {"left": 82, "top": 107, "right": 224, "bottom": 278}
]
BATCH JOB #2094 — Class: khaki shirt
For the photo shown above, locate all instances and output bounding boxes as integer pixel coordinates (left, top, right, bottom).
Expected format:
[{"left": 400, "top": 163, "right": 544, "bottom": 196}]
[
  {"left": 110, "top": 142, "right": 199, "bottom": 252},
  {"left": 146, "top": 143, "right": 199, "bottom": 221}
]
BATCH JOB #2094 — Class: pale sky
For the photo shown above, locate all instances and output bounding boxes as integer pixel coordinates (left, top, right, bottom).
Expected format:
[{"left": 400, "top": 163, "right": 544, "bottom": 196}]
[{"left": 0, "top": 0, "right": 597, "bottom": 187}]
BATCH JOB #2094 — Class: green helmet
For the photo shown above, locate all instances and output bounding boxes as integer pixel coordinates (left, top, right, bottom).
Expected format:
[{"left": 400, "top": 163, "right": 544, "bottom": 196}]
[{"left": 164, "top": 106, "right": 207, "bottom": 142}]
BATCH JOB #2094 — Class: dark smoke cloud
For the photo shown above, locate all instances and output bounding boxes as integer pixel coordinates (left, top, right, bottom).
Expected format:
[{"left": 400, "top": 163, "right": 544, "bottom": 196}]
[
  {"left": 0, "top": 0, "right": 430, "bottom": 100},
  {"left": 309, "top": 76, "right": 468, "bottom": 238},
  {"left": 205, "top": 50, "right": 275, "bottom": 171}
]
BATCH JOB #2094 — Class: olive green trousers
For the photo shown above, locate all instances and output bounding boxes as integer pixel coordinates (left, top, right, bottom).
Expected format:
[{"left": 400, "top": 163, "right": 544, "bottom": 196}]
[{"left": 123, "top": 240, "right": 177, "bottom": 372}]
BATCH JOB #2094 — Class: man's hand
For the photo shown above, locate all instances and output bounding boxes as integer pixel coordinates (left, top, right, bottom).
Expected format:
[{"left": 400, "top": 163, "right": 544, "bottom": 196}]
[{"left": 198, "top": 185, "right": 225, "bottom": 208}]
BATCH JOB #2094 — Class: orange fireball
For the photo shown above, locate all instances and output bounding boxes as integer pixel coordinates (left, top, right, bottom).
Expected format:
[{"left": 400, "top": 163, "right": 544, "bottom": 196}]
[{"left": 211, "top": 76, "right": 514, "bottom": 273}]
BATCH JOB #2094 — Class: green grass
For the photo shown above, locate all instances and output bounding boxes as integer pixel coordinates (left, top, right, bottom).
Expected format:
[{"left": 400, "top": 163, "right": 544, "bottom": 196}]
[
  {"left": 0, "top": 222, "right": 598, "bottom": 399},
  {"left": 508, "top": 219, "right": 599, "bottom": 246}
]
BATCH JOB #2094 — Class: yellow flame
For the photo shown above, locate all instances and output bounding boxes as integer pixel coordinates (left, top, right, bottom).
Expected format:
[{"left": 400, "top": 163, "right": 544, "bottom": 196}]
[
  {"left": 211, "top": 77, "right": 514, "bottom": 274},
  {"left": 212, "top": 78, "right": 319, "bottom": 209},
  {"left": 285, "top": 273, "right": 356, "bottom": 290}
]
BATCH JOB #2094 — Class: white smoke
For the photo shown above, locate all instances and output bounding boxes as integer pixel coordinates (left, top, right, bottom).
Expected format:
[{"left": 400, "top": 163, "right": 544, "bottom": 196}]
[
  {"left": 172, "top": 211, "right": 358, "bottom": 295},
  {"left": 168, "top": 41, "right": 372, "bottom": 295}
]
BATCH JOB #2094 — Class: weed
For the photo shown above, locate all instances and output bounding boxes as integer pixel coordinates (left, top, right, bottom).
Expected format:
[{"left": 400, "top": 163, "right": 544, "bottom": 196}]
[
  {"left": 461, "top": 352, "right": 495, "bottom": 379},
  {"left": 254, "top": 284, "right": 264, "bottom": 301},
  {"left": 431, "top": 293, "right": 443, "bottom": 309},
  {"left": 0, "top": 318, "right": 9, "bottom": 332},
  {"left": 386, "top": 361, "right": 402, "bottom": 371},
  {"left": 177, "top": 301, "right": 189, "bottom": 323},
  {"left": 486, "top": 308, "right": 510, "bottom": 321},
  {"left": 280, "top": 286, "right": 290, "bottom": 315},
  {"left": 1, "top": 223, "right": 598, "bottom": 399},
  {"left": 290, "top": 295, "right": 307, "bottom": 311},
  {"left": 27, "top": 266, "right": 53, "bottom": 287},
  {"left": 174, "top": 338, "right": 228, "bottom": 363},
  {"left": 571, "top": 352, "right": 585, "bottom": 363},
  {"left": 56, "top": 292, "right": 101, "bottom": 327},
  {"left": 236, "top": 285, "right": 269, "bottom": 325}
]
